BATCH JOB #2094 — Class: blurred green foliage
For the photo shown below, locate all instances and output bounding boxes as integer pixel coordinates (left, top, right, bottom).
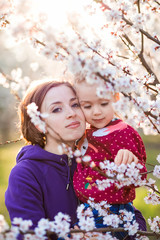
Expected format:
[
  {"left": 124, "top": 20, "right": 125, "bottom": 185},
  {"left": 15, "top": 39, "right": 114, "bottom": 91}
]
[
  {"left": 0, "top": 134, "right": 160, "bottom": 240},
  {"left": 0, "top": 141, "right": 24, "bottom": 223}
]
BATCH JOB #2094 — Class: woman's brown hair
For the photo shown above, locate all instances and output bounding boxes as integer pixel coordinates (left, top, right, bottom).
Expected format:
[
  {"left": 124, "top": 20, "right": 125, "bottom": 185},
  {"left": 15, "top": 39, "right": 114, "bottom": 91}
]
[{"left": 19, "top": 80, "right": 76, "bottom": 148}]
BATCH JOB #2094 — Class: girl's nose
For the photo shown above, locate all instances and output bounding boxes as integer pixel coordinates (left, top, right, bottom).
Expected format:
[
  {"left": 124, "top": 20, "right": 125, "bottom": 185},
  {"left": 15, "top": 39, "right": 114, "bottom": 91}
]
[{"left": 92, "top": 105, "right": 101, "bottom": 115}]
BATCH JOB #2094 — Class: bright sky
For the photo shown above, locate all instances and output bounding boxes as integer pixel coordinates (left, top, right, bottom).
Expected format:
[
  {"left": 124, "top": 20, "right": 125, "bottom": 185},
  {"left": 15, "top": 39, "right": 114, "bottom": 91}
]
[{"left": 37, "top": 0, "right": 82, "bottom": 28}]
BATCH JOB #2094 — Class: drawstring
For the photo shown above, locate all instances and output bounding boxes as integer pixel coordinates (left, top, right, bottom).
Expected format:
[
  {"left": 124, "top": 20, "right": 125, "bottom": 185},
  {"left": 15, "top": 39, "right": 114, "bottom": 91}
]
[
  {"left": 66, "top": 165, "right": 70, "bottom": 190},
  {"left": 66, "top": 157, "right": 72, "bottom": 190},
  {"left": 61, "top": 156, "right": 72, "bottom": 190}
]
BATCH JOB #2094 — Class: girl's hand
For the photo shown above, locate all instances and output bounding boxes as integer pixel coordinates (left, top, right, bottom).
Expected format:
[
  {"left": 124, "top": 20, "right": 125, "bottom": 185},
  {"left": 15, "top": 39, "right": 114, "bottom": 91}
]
[{"left": 114, "top": 149, "right": 138, "bottom": 166}]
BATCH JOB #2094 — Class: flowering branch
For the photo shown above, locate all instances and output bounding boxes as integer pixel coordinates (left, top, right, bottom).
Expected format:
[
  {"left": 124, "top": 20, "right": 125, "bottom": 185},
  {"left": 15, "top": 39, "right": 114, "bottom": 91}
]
[
  {"left": 122, "top": 15, "right": 160, "bottom": 46},
  {"left": 120, "top": 34, "right": 159, "bottom": 85},
  {"left": 26, "top": 102, "right": 48, "bottom": 133},
  {"left": 0, "top": 70, "right": 22, "bottom": 102},
  {"left": 1, "top": 1, "right": 160, "bottom": 239},
  {"left": 1, "top": 214, "right": 160, "bottom": 239},
  {"left": 14, "top": 226, "right": 160, "bottom": 238},
  {"left": 97, "top": 0, "right": 160, "bottom": 85},
  {"left": 0, "top": 138, "right": 22, "bottom": 146},
  {"left": 96, "top": 72, "right": 160, "bottom": 133},
  {"left": 70, "top": 227, "right": 160, "bottom": 237},
  {"left": 98, "top": 0, "right": 160, "bottom": 45},
  {"left": 85, "top": 39, "right": 159, "bottom": 94}
]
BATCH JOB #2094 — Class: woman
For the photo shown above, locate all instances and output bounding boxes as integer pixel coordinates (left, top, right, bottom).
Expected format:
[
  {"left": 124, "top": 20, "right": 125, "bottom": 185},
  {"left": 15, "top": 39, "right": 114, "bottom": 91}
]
[
  {"left": 5, "top": 80, "right": 146, "bottom": 239},
  {"left": 5, "top": 81, "right": 86, "bottom": 232}
]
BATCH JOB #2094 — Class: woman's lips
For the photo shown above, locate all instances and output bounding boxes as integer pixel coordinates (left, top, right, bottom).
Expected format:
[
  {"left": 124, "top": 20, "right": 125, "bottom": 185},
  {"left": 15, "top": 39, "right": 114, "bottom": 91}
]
[{"left": 66, "top": 121, "right": 80, "bottom": 129}]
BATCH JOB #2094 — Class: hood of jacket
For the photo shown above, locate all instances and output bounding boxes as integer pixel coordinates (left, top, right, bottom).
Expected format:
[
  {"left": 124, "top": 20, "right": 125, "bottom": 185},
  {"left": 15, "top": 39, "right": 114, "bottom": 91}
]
[{"left": 16, "top": 144, "right": 77, "bottom": 187}]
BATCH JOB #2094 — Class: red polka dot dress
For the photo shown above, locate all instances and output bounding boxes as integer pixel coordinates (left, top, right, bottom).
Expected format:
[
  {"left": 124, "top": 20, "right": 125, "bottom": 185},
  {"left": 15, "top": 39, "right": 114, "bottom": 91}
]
[{"left": 73, "top": 119, "right": 147, "bottom": 204}]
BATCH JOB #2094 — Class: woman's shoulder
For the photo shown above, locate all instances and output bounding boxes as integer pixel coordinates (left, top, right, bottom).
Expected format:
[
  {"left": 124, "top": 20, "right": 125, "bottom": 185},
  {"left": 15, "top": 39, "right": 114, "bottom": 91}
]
[{"left": 9, "top": 145, "right": 42, "bottom": 179}]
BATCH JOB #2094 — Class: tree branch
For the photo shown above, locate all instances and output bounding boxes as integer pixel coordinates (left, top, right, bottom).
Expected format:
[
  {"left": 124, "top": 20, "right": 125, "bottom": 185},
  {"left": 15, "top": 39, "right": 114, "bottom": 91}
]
[
  {"left": 96, "top": 72, "right": 160, "bottom": 133},
  {"left": 121, "top": 34, "right": 159, "bottom": 85},
  {"left": 155, "top": 1, "right": 160, "bottom": 5},
  {"left": 70, "top": 227, "right": 160, "bottom": 238},
  {"left": 137, "top": 0, "right": 144, "bottom": 54},
  {"left": 80, "top": 160, "right": 160, "bottom": 195},
  {"left": 122, "top": 15, "right": 160, "bottom": 46},
  {"left": 81, "top": 35, "right": 159, "bottom": 93},
  {"left": 0, "top": 69, "right": 22, "bottom": 102},
  {"left": 17, "top": 226, "right": 160, "bottom": 238},
  {"left": 98, "top": 0, "right": 160, "bottom": 45},
  {"left": 0, "top": 138, "right": 22, "bottom": 146}
]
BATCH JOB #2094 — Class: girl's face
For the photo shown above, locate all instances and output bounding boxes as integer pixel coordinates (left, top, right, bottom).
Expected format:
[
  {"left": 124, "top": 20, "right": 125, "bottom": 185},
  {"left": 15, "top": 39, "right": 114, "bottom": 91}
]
[
  {"left": 76, "top": 82, "right": 117, "bottom": 129},
  {"left": 41, "top": 85, "right": 86, "bottom": 151}
]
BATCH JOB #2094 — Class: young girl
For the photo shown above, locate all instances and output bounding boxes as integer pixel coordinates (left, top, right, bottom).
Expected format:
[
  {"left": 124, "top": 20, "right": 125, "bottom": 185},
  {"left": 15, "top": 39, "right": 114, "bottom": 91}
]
[{"left": 73, "top": 80, "right": 147, "bottom": 239}]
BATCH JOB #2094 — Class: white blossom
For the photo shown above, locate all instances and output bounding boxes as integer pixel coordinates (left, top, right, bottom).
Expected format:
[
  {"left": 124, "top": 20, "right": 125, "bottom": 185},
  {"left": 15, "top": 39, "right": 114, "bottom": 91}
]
[
  {"left": 27, "top": 102, "right": 48, "bottom": 133},
  {"left": 78, "top": 216, "right": 95, "bottom": 231},
  {"left": 12, "top": 217, "right": 23, "bottom": 226},
  {"left": 157, "top": 154, "right": 160, "bottom": 164},
  {"left": 0, "top": 215, "right": 9, "bottom": 233},
  {"left": 82, "top": 155, "right": 91, "bottom": 162},
  {"left": 37, "top": 219, "right": 49, "bottom": 230},
  {"left": 4, "top": 232, "right": 17, "bottom": 240},
  {"left": 148, "top": 216, "right": 160, "bottom": 233},
  {"left": 74, "top": 149, "right": 82, "bottom": 157},
  {"left": 127, "top": 220, "right": 139, "bottom": 236},
  {"left": 144, "top": 190, "right": 160, "bottom": 205},
  {"left": 30, "top": 62, "right": 39, "bottom": 72},
  {"left": 34, "top": 227, "right": 46, "bottom": 238},
  {"left": 153, "top": 165, "right": 160, "bottom": 179},
  {"left": 19, "top": 220, "right": 32, "bottom": 233}
]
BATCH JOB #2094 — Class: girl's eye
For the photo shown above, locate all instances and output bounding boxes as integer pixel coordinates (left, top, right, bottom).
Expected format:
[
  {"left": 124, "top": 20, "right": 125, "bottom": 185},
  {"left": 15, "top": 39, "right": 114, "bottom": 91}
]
[
  {"left": 83, "top": 105, "right": 91, "bottom": 109},
  {"left": 101, "top": 102, "right": 109, "bottom": 106},
  {"left": 52, "top": 107, "right": 62, "bottom": 113},
  {"left": 72, "top": 103, "right": 80, "bottom": 108}
]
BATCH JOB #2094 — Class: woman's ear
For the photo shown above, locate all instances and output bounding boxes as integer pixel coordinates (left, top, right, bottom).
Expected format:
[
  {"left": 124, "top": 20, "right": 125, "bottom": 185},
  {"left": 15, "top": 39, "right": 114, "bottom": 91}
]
[{"left": 113, "top": 93, "right": 120, "bottom": 102}]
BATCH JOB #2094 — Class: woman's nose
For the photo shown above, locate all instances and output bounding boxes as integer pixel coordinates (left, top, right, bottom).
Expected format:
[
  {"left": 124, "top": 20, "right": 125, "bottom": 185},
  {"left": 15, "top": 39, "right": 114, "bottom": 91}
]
[{"left": 66, "top": 107, "right": 76, "bottom": 118}]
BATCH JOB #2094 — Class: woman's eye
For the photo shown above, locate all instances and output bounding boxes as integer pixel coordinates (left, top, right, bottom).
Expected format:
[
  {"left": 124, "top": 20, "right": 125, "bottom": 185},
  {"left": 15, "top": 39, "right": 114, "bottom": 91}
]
[
  {"left": 52, "top": 108, "right": 61, "bottom": 113},
  {"left": 101, "top": 102, "right": 109, "bottom": 106},
  {"left": 72, "top": 103, "right": 80, "bottom": 108}
]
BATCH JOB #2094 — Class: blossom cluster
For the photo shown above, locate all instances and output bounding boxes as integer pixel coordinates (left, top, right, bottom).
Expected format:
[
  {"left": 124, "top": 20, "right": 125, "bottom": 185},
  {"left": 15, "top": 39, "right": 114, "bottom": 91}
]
[
  {"left": 0, "top": 68, "right": 31, "bottom": 99},
  {"left": 0, "top": 0, "right": 13, "bottom": 30},
  {"left": 1, "top": 0, "right": 159, "bottom": 134},
  {"left": 144, "top": 189, "right": 160, "bottom": 205},
  {"left": 148, "top": 216, "right": 160, "bottom": 233},
  {"left": 0, "top": 0, "right": 160, "bottom": 239},
  {"left": 27, "top": 102, "right": 48, "bottom": 133},
  {"left": 72, "top": 148, "right": 145, "bottom": 190},
  {"left": 78, "top": 198, "right": 139, "bottom": 236},
  {"left": 0, "top": 213, "right": 71, "bottom": 240},
  {"left": 72, "top": 148, "right": 160, "bottom": 207},
  {"left": 96, "top": 160, "right": 145, "bottom": 190},
  {"left": 0, "top": 202, "right": 156, "bottom": 239}
]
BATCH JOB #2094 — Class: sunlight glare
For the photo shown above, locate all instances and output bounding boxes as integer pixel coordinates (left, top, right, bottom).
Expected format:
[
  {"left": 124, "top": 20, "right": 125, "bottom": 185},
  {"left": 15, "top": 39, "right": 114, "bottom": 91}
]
[{"left": 37, "top": 0, "right": 76, "bottom": 28}]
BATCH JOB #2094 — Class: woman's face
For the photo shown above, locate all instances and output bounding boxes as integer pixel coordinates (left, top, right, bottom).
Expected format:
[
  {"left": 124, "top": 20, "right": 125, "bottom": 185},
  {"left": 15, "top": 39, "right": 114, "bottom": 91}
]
[{"left": 41, "top": 85, "right": 86, "bottom": 151}]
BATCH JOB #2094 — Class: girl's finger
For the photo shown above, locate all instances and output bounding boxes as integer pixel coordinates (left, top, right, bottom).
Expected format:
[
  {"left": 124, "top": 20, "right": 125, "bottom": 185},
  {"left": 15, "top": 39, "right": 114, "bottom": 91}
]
[
  {"left": 121, "top": 150, "right": 129, "bottom": 165},
  {"left": 114, "top": 149, "right": 124, "bottom": 165},
  {"left": 133, "top": 155, "right": 139, "bottom": 164}
]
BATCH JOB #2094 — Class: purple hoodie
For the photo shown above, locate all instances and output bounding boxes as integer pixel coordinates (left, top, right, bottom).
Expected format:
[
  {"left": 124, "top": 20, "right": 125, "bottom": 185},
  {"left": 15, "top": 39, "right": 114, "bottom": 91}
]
[{"left": 5, "top": 144, "right": 78, "bottom": 229}]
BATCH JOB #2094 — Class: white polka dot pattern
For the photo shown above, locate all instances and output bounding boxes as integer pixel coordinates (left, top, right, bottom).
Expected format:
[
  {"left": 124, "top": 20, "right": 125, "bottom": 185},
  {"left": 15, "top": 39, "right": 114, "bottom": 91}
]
[{"left": 73, "top": 119, "right": 147, "bottom": 204}]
